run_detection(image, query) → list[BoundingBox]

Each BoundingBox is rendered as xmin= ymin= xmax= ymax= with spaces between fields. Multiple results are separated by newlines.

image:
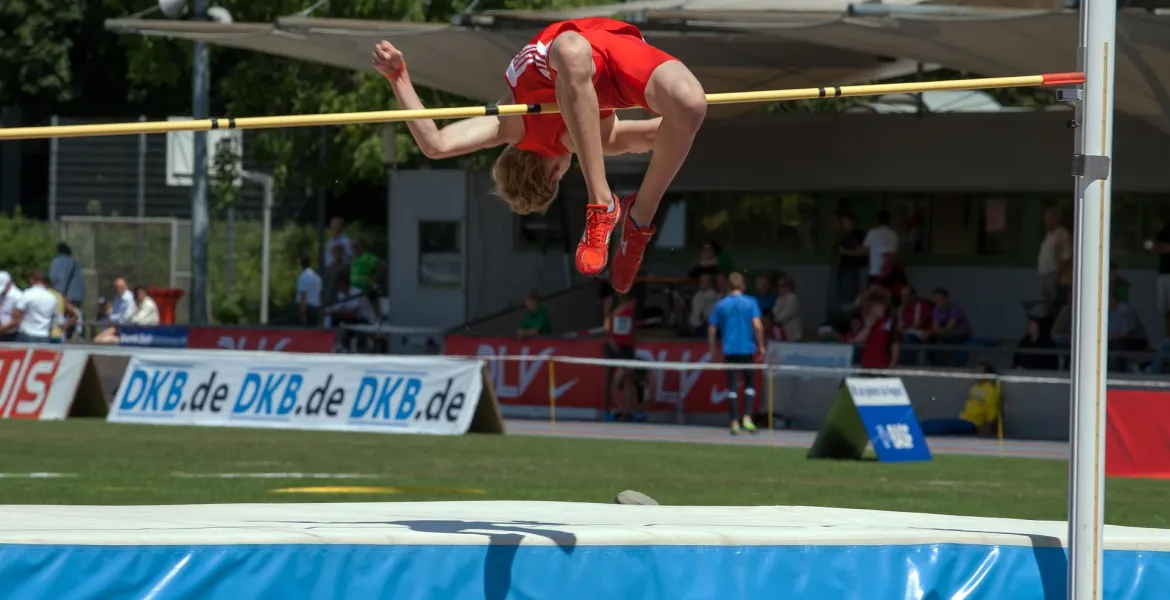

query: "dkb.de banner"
xmin=108 ymin=353 xmax=490 ymax=436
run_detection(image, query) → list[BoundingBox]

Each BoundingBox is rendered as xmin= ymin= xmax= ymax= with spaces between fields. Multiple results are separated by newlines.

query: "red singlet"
xmin=860 ymin=316 xmax=895 ymax=369
xmin=505 ymin=17 xmax=677 ymax=157
xmin=610 ymin=300 xmax=637 ymax=347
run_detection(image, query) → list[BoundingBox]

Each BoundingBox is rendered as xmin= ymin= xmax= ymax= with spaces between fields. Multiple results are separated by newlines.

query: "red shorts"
xmin=510 ymin=19 xmax=677 ymax=156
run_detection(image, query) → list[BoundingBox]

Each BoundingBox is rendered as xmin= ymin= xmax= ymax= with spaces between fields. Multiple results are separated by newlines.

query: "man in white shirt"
xmin=0 ymin=271 xmax=22 ymax=342
xmin=110 ymin=278 xmax=137 ymax=324
xmin=296 ymin=256 xmax=323 ymax=327
xmin=862 ymin=210 xmax=899 ymax=284
xmin=8 ymin=271 xmax=61 ymax=344
xmin=1037 ymin=208 xmax=1072 ymax=314
xmin=323 ymin=217 xmax=354 ymax=268
xmin=130 ymin=287 xmax=161 ymax=326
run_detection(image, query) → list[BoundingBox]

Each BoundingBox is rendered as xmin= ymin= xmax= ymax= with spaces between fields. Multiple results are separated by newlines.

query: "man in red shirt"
xmin=858 ymin=296 xmax=900 ymax=370
xmin=372 ymin=18 xmax=707 ymax=293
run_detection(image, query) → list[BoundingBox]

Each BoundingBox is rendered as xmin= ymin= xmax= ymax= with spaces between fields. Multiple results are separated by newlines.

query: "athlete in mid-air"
xmin=371 ymin=17 xmax=706 ymax=293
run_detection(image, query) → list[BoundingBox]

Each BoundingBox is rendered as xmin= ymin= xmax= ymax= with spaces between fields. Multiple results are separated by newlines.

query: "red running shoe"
xmin=575 ymin=197 xmax=622 ymax=276
xmin=611 ymin=194 xmax=656 ymax=294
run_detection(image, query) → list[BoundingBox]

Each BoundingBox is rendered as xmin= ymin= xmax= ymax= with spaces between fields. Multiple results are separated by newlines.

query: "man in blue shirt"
xmin=708 ymin=272 xmax=766 ymax=435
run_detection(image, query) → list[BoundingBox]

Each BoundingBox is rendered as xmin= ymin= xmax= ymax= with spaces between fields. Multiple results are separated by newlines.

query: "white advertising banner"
xmin=108 ymin=353 xmax=486 ymax=435
xmin=0 ymin=347 xmax=89 ymax=420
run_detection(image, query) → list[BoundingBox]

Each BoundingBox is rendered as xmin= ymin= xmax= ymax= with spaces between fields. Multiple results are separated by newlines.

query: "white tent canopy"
xmin=105 ymin=8 xmax=1170 ymax=127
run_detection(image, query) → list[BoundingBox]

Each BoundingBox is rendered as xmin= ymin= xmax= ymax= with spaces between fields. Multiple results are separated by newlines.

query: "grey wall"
xmin=466 ymin=170 xmax=582 ymax=321
xmin=389 ymin=170 xmax=468 ymax=329
xmin=672 ymin=112 xmax=1170 ymax=193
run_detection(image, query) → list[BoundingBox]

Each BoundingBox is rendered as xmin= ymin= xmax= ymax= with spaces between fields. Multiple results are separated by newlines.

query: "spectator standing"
xmin=8 ymin=271 xmax=60 ymax=344
xmin=771 ymin=276 xmax=803 ymax=341
xmin=1014 ymin=317 xmax=1059 ymax=370
xmin=131 ymin=287 xmax=160 ymax=326
xmin=323 ymin=217 xmax=354 ymax=268
xmin=862 ymin=210 xmax=899 ymax=285
xmin=44 ymin=282 xmax=79 ymax=343
xmin=856 ymin=291 xmax=899 ymax=370
xmin=350 ymin=238 xmax=386 ymax=295
xmin=708 ymin=272 xmax=765 ymax=436
xmin=688 ymin=273 xmax=720 ymax=336
xmin=517 ymin=291 xmax=552 ymax=339
xmin=832 ymin=212 xmax=867 ymax=315
xmin=296 ymin=256 xmax=323 ymax=327
xmin=1037 ymin=208 xmax=1072 ymax=315
xmin=689 ymin=241 xmax=734 ymax=278
xmin=110 ymin=278 xmax=136 ymax=324
xmin=0 ymin=272 xmax=22 ymax=342
xmin=49 ymin=243 xmax=84 ymax=314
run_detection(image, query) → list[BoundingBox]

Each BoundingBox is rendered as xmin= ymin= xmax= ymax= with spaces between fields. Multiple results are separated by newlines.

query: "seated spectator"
xmin=96 ymin=278 xmax=137 ymax=344
xmin=517 ymin=291 xmax=552 ymax=339
xmin=1108 ymin=287 xmax=1148 ymax=371
xmin=1051 ymin=297 xmax=1072 ymax=341
xmin=714 ymin=272 xmax=730 ymax=297
xmin=688 ymin=241 xmax=734 ymax=278
xmin=1110 ymin=261 xmax=1131 ymax=303
xmin=899 ymin=286 xmax=933 ymax=365
xmin=871 ymin=250 xmax=909 ymax=301
xmin=771 ymin=276 xmax=803 ymax=341
xmin=925 ymin=288 xmax=971 ymax=365
xmin=761 ymin=311 xmax=786 ymax=342
xmin=753 ymin=273 xmax=778 ymax=314
xmin=0 ymin=271 xmax=21 ymax=343
xmin=920 ymin=362 xmax=1001 ymax=437
xmin=131 ymin=287 xmax=161 ymax=326
xmin=326 ymin=273 xmax=376 ymax=351
xmin=1014 ymin=317 xmax=1059 ymax=370
xmin=689 ymin=273 xmax=720 ymax=336
xmin=899 ymin=286 xmax=932 ymax=333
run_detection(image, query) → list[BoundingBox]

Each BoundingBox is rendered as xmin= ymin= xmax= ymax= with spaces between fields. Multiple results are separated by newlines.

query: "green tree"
xmin=0 ymin=0 xmax=84 ymax=108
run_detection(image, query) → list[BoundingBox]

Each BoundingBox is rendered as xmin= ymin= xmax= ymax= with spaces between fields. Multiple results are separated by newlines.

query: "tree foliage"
xmin=0 ymin=0 xmax=84 ymax=107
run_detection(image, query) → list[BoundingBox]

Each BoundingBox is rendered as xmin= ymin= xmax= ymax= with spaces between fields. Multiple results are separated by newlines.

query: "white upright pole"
xmin=260 ymin=178 xmax=273 ymax=325
xmin=1067 ymin=0 xmax=1116 ymax=595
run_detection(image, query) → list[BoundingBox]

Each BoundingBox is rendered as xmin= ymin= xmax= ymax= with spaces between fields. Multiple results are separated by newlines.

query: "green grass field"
xmin=1 ymin=419 xmax=1168 ymax=529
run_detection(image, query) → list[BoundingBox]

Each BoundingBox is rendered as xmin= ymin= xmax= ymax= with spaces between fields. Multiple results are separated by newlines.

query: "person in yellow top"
xmin=44 ymin=282 xmax=79 ymax=343
xmin=919 ymin=362 xmax=1001 ymax=437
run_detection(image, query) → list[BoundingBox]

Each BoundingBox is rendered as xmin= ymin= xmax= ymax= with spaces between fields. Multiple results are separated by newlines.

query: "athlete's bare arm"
xmin=561 ymin=114 xmax=661 ymax=156
xmin=604 ymin=115 xmax=660 ymax=155
xmin=373 ymin=41 xmax=522 ymax=159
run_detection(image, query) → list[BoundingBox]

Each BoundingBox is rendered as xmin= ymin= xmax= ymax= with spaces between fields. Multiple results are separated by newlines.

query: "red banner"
xmin=444 ymin=335 xmax=604 ymax=409
xmin=0 ymin=348 xmax=63 ymax=419
xmin=443 ymin=335 xmax=740 ymax=413
xmin=1106 ymin=390 xmax=1170 ymax=479
xmin=187 ymin=327 xmax=337 ymax=353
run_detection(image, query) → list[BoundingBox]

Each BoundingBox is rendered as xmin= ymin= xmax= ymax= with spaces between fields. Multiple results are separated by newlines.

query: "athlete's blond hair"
xmin=491 ymin=145 xmax=559 ymax=215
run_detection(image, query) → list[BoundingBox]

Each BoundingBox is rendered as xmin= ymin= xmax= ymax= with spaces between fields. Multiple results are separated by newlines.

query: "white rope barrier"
xmin=448 ymin=353 xmax=1170 ymax=388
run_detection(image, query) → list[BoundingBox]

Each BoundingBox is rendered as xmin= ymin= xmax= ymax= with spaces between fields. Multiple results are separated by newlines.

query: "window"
xmin=883 ymin=195 xmax=930 ymax=255
xmin=1112 ymin=193 xmax=1170 ymax=258
xmin=684 ymin=192 xmax=818 ymax=253
xmin=418 ymin=221 xmax=461 ymax=288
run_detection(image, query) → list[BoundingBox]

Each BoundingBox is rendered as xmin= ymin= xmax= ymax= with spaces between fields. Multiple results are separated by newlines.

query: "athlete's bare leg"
xmin=633 ymin=61 xmax=707 ymax=225
xmin=549 ymin=32 xmax=614 ymax=209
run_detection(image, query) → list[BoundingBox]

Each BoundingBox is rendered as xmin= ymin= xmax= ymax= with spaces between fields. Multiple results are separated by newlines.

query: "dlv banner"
xmin=808 ymin=378 xmax=932 ymax=463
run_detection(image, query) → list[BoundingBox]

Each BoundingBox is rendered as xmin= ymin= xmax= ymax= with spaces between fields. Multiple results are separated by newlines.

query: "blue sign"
xmin=119 ymin=326 xmax=190 ymax=348
xmin=807 ymin=377 xmax=931 ymax=462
